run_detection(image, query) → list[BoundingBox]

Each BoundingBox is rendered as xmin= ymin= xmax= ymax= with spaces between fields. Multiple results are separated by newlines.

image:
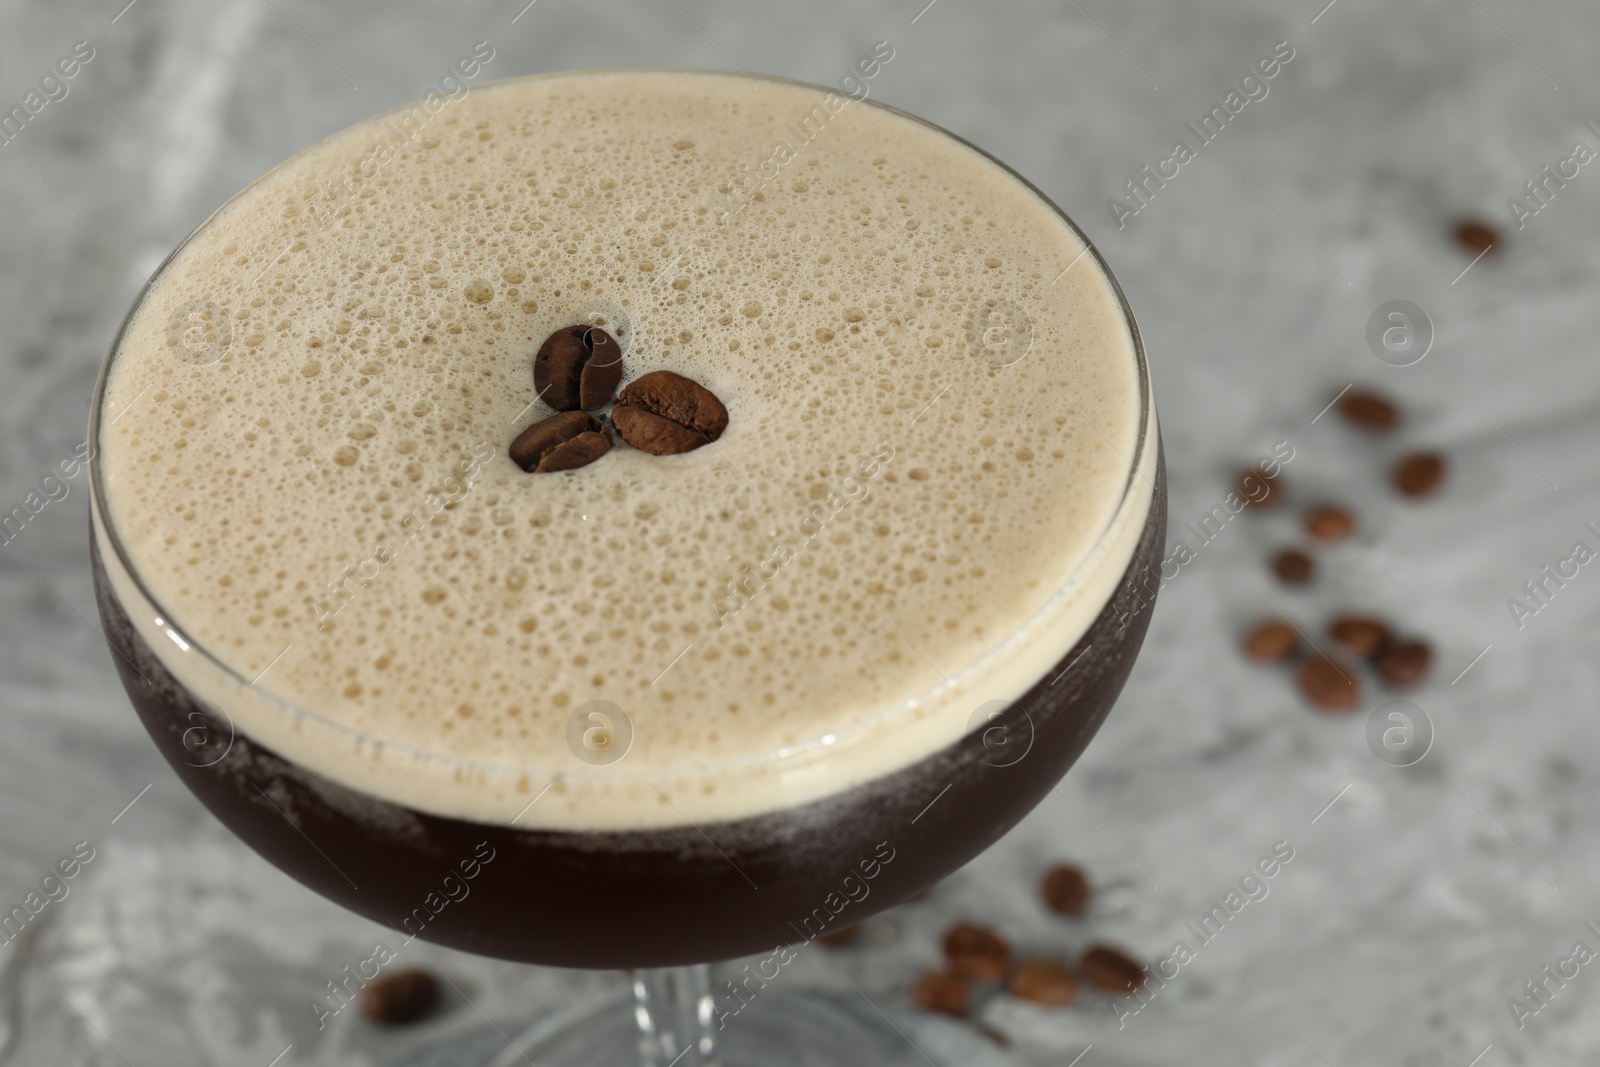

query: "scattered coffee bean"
xmin=510 ymin=411 xmax=611 ymax=473
xmin=1453 ymin=217 xmax=1500 ymax=258
xmin=612 ymin=370 xmax=729 ymax=455
xmin=1237 ymin=464 xmax=1284 ymax=510
xmin=1271 ymin=548 xmax=1315 ymax=586
xmin=1328 ymin=614 xmax=1390 ymax=658
xmin=1336 ymin=388 xmax=1400 ymax=431
xmin=1393 ymin=452 xmax=1446 ymax=497
xmin=1304 ymin=504 xmax=1357 ymax=543
xmin=1008 ymin=961 xmax=1079 ymax=1007
xmin=1242 ymin=618 xmax=1299 ymax=663
xmin=1376 ymin=639 xmax=1432 ymax=688
xmin=359 ymin=968 xmax=440 ymax=1025
xmin=911 ymin=970 xmax=970 ymax=1016
xmin=1080 ymin=945 xmax=1145 ymax=995
xmin=534 ymin=326 xmax=624 ymax=412
xmin=1297 ymin=655 xmax=1360 ymax=711
xmin=816 ymin=924 xmax=861 ymax=947
xmin=1041 ymin=864 xmax=1091 ymax=917
xmin=940 ymin=922 xmax=1011 ymax=982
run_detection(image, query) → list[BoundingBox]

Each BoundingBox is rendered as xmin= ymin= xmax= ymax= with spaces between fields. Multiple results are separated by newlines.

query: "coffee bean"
xmin=509 ymin=411 xmax=611 ymax=473
xmin=1393 ymin=452 xmax=1446 ymax=497
xmin=1304 ymin=504 xmax=1357 ymax=543
xmin=1297 ymin=655 xmax=1360 ymax=711
xmin=1271 ymin=548 xmax=1315 ymax=586
xmin=1041 ymin=864 xmax=1091 ymax=917
xmin=816 ymin=923 xmax=861 ymax=947
xmin=1377 ymin=639 xmax=1432 ymax=688
xmin=359 ymin=968 xmax=439 ymax=1025
xmin=911 ymin=970 xmax=970 ymax=1016
xmin=1453 ymin=218 xmax=1500 ymax=258
xmin=1008 ymin=961 xmax=1079 ymax=1007
xmin=1329 ymin=614 xmax=1390 ymax=658
xmin=1336 ymin=388 xmax=1400 ymax=431
xmin=1242 ymin=618 xmax=1299 ymax=663
xmin=1237 ymin=464 xmax=1284 ymax=510
xmin=612 ymin=370 xmax=729 ymax=455
xmin=1080 ymin=945 xmax=1145 ymax=995
xmin=940 ymin=922 xmax=1011 ymax=982
xmin=534 ymin=326 xmax=624 ymax=411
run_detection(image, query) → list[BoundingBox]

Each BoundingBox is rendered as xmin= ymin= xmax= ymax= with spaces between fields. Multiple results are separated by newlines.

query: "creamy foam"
xmin=94 ymin=70 xmax=1156 ymax=830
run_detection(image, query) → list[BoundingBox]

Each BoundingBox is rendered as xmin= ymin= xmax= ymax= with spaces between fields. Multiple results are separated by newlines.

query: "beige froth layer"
xmin=95 ymin=70 xmax=1153 ymax=830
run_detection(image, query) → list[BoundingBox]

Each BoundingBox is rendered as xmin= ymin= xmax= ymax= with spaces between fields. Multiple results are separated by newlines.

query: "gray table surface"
xmin=3 ymin=0 xmax=1598 ymax=1064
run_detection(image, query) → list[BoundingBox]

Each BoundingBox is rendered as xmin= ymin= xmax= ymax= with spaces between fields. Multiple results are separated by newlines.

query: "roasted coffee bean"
xmin=1242 ymin=618 xmax=1299 ymax=663
xmin=940 ymin=922 xmax=1011 ymax=982
xmin=1453 ymin=218 xmax=1500 ymax=258
xmin=534 ymin=326 xmax=624 ymax=411
xmin=816 ymin=924 xmax=861 ymax=947
xmin=1377 ymin=639 xmax=1432 ymax=688
xmin=509 ymin=411 xmax=611 ymax=473
xmin=1041 ymin=864 xmax=1091 ymax=917
xmin=1237 ymin=464 xmax=1284 ymax=510
xmin=612 ymin=370 xmax=729 ymax=455
xmin=1080 ymin=945 xmax=1145 ymax=995
xmin=359 ymin=968 xmax=440 ymax=1025
xmin=1393 ymin=452 xmax=1446 ymax=497
xmin=1008 ymin=961 xmax=1079 ymax=1007
xmin=1329 ymin=614 xmax=1390 ymax=658
xmin=1271 ymin=548 xmax=1315 ymax=586
xmin=911 ymin=970 xmax=970 ymax=1016
xmin=1337 ymin=388 xmax=1400 ymax=431
xmin=1297 ymin=655 xmax=1360 ymax=711
xmin=1304 ymin=504 xmax=1357 ymax=543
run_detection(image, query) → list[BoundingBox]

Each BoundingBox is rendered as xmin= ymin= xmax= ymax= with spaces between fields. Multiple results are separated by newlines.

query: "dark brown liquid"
xmin=92 ymin=453 xmax=1164 ymax=969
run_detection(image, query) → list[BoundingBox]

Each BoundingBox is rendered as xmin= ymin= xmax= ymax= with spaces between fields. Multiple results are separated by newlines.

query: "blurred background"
xmin=3 ymin=0 xmax=1598 ymax=1063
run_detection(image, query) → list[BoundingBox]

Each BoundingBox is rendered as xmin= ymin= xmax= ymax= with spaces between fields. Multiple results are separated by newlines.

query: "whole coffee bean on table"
xmin=1271 ymin=548 xmax=1315 ymax=585
xmin=1328 ymin=614 xmax=1390 ymax=658
xmin=612 ymin=370 xmax=729 ymax=455
xmin=940 ymin=922 xmax=1011 ymax=982
xmin=1080 ymin=945 xmax=1145 ymax=995
xmin=1393 ymin=451 xmax=1447 ymax=497
xmin=1008 ymin=961 xmax=1079 ymax=1007
xmin=1304 ymin=504 xmax=1357 ymax=543
xmin=1336 ymin=388 xmax=1400 ymax=431
xmin=360 ymin=968 xmax=440 ymax=1025
xmin=534 ymin=325 xmax=624 ymax=411
xmin=1297 ymin=655 xmax=1361 ymax=711
xmin=1040 ymin=863 xmax=1092 ymax=916
xmin=510 ymin=411 xmax=611 ymax=473
xmin=1242 ymin=618 xmax=1299 ymax=663
xmin=1377 ymin=639 xmax=1433 ymax=688
xmin=912 ymin=970 xmax=970 ymax=1016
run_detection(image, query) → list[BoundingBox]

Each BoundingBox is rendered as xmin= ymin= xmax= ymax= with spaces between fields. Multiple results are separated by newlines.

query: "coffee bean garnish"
xmin=359 ymin=968 xmax=440 ymax=1025
xmin=510 ymin=411 xmax=611 ymax=473
xmin=1329 ymin=614 xmax=1390 ymax=658
xmin=1041 ymin=863 xmax=1092 ymax=917
xmin=1377 ymin=638 xmax=1432 ymax=688
xmin=535 ymin=326 xmax=624 ymax=412
xmin=1271 ymin=548 xmax=1315 ymax=586
xmin=1080 ymin=945 xmax=1145 ymax=995
xmin=912 ymin=970 xmax=970 ymax=1016
xmin=1393 ymin=451 xmax=1446 ymax=497
xmin=1336 ymin=388 xmax=1400 ymax=431
xmin=1243 ymin=618 xmax=1299 ymax=663
xmin=940 ymin=922 xmax=1011 ymax=982
xmin=1453 ymin=217 xmax=1500 ymax=258
xmin=612 ymin=370 xmax=729 ymax=456
xmin=1304 ymin=504 xmax=1357 ymax=543
xmin=1008 ymin=961 xmax=1079 ymax=1007
xmin=1297 ymin=655 xmax=1360 ymax=711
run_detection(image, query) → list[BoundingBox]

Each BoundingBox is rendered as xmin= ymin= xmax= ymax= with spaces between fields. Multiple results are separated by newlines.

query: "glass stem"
xmin=632 ymin=965 xmax=719 ymax=1067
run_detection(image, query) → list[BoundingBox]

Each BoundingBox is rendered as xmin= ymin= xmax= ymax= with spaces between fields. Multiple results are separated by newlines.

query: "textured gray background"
xmin=3 ymin=0 xmax=1599 ymax=1064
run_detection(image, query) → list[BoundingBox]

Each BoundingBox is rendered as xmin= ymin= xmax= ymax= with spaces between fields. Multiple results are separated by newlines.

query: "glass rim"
xmin=89 ymin=66 xmax=1154 ymax=785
